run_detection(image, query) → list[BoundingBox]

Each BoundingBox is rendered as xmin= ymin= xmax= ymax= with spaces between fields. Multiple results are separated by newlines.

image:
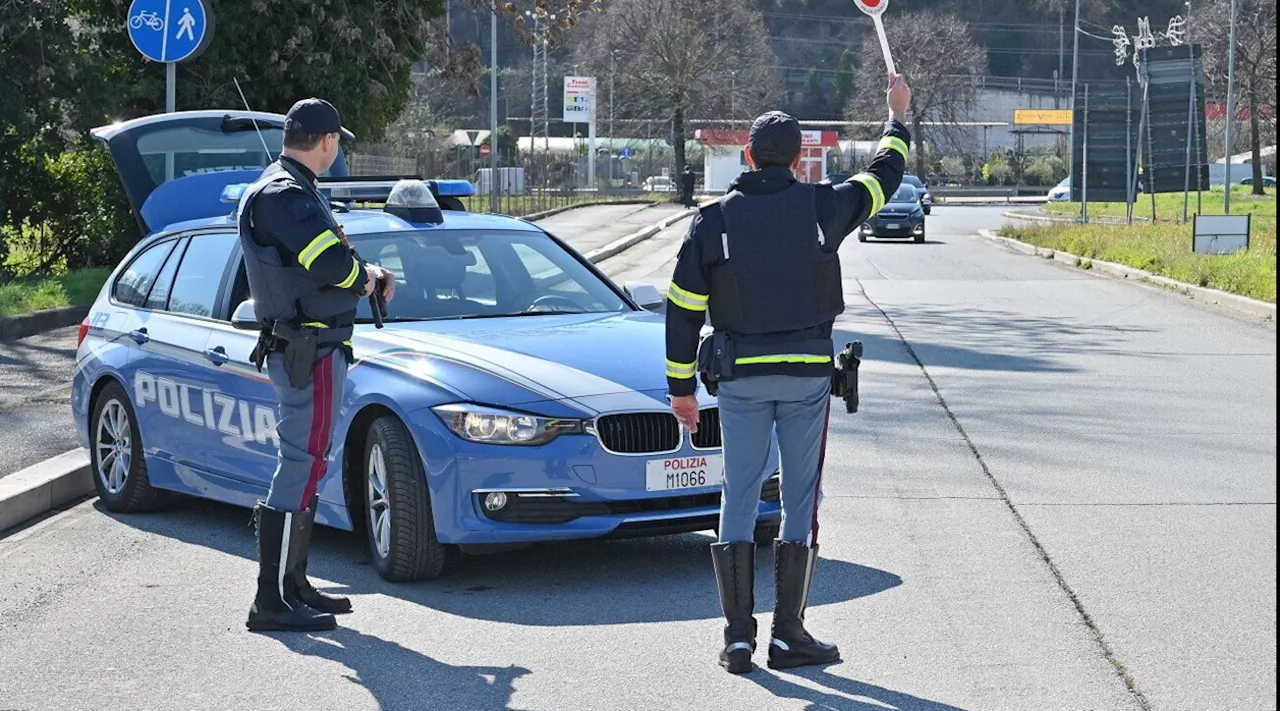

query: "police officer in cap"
xmin=237 ymin=97 xmax=396 ymax=632
xmin=664 ymin=74 xmax=912 ymax=673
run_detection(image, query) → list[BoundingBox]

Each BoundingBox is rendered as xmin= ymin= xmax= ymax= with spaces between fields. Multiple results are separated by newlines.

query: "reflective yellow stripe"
xmin=665 ymin=359 xmax=697 ymax=379
xmin=734 ymin=354 xmax=833 ymax=365
xmin=301 ymin=321 xmax=328 ymax=328
xmin=343 ymin=340 xmax=353 ymax=348
xmin=852 ymin=174 xmax=886 ymax=216
xmin=879 ymin=136 xmax=910 ymax=161
xmin=667 ymin=282 xmax=709 ymax=312
xmin=335 ymin=260 xmax=361 ymax=289
xmin=298 ymin=229 xmax=339 ymax=270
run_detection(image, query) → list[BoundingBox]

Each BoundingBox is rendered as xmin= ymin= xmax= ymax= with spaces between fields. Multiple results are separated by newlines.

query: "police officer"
xmin=665 ymin=75 xmax=912 ymax=673
xmin=237 ymin=98 xmax=396 ymax=633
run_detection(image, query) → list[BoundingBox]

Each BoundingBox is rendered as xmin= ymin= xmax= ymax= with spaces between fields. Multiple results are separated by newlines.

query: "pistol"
xmin=350 ymin=248 xmax=388 ymax=329
xmin=834 ymin=341 xmax=863 ymax=413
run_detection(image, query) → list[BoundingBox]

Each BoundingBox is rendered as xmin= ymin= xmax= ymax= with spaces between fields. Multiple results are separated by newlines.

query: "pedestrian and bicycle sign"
xmin=127 ymin=0 xmax=214 ymax=63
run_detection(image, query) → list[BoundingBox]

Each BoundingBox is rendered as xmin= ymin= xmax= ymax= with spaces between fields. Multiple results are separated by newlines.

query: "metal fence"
xmin=347 ymin=146 xmax=682 ymax=217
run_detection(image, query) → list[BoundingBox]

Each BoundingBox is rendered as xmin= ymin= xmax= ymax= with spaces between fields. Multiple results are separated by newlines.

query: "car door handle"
xmin=129 ymin=328 xmax=149 ymax=344
xmin=204 ymin=346 xmax=229 ymax=366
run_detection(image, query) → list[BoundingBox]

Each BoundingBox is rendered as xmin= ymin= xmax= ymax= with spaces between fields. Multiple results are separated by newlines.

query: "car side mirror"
xmin=231 ymin=299 xmax=260 ymax=331
xmin=624 ymin=281 xmax=664 ymax=312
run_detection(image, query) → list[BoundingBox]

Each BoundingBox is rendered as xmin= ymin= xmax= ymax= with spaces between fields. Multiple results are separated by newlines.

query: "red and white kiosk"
xmin=695 ymin=128 xmax=840 ymax=193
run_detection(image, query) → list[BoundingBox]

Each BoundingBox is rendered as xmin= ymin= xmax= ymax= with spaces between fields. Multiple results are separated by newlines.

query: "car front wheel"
xmin=364 ymin=414 xmax=448 ymax=582
xmin=90 ymin=380 xmax=167 ymax=512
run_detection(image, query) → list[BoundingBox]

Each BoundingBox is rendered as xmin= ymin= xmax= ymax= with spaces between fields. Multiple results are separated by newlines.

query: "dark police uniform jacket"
xmin=664 ymin=121 xmax=911 ymax=397
xmin=237 ymin=156 xmax=368 ymax=349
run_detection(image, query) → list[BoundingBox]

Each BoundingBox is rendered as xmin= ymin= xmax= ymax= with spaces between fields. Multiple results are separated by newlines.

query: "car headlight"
xmin=922 ymin=192 xmax=931 ymax=201
xmin=432 ymin=404 xmax=583 ymax=446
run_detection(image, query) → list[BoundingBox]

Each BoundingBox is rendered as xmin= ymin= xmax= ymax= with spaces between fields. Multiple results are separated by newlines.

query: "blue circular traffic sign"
xmin=127 ymin=0 xmax=211 ymax=63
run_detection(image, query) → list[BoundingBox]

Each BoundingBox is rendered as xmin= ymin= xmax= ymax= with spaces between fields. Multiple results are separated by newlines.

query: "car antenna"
xmin=232 ymin=77 xmax=275 ymax=161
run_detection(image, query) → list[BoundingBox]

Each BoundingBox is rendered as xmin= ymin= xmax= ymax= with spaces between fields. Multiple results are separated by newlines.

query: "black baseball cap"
xmin=284 ymin=98 xmax=342 ymax=135
xmin=748 ymin=111 xmax=802 ymax=164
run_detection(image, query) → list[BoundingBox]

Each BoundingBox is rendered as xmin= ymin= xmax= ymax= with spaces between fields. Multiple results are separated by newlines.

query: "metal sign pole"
xmin=1183 ymin=52 xmax=1195 ymax=223
xmin=489 ymin=2 xmax=499 ymax=214
xmin=1126 ymin=76 xmax=1135 ymax=224
xmin=1081 ymin=83 xmax=1089 ymax=224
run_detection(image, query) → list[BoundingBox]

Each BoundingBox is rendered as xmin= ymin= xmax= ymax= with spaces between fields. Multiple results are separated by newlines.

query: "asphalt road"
xmin=0 ymin=203 xmax=687 ymax=479
xmin=1 ymin=205 xmax=1275 ymax=710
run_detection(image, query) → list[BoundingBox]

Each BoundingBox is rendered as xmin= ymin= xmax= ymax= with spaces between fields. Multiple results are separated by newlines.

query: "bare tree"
xmin=1201 ymin=0 xmax=1277 ymax=194
xmin=846 ymin=11 xmax=986 ymax=178
xmin=572 ymin=0 xmax=780 ymax=176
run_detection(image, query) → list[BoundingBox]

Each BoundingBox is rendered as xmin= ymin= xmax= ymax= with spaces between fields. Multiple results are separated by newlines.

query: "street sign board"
xmin=127 ymin=0 xmax=212 ymax=63
xmin=1193 ymin=215 xmax=1250 ymax=254
xmin=1072 ymin=83 xmax=1140 ymax=203
xmin=1139 ymin=45 xmax=1209 ymax=194
xmin=1015 ymin=109 xmax=1072 ymax=125
xmin=479 ymin=144 xmax=491 ymax=157
xmin=563 ymin=76 xmax=596 ymax=123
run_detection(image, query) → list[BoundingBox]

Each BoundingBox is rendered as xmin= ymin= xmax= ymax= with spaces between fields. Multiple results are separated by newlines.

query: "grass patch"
xmin=999 ymin=216 xmax=1276 ymax=302
xmin=1044 ymin=185 xmax=1276 ymax=224
xmin=0 ymin=268 xmax=112 ymax=318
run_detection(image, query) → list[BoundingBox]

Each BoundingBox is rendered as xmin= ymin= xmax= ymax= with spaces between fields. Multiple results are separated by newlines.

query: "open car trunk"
xmin=90 ymin=110 xmax=355 ymax=236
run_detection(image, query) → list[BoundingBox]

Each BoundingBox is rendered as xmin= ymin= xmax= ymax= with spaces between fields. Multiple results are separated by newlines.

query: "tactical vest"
xmin=707 ymin=181 xmax=844 ymax=339
xmin=236 ymin=161 xmax=357 ymax=344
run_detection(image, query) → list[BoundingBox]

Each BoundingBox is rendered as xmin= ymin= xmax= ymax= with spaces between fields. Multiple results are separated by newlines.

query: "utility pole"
xmin=610 ymin=51 xmax=616 ymax=188
xmin=1223 ymin=0 xmax=1240 ymax=212
xmin=489 ymin=2 xmax=499 ymax=213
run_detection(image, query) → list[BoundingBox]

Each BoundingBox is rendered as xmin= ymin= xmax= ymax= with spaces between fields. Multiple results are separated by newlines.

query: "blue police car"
xmin=73 ymin=110 xmax=782 ymax=581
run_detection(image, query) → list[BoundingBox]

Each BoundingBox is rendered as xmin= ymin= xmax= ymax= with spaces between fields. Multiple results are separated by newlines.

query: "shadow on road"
xmin=832 ymin=302 xmax=1157 ymax=374
xmin=267 ymin=626 xmax=531 ymax=711
xmin=97 ymin=497 xmax=902 ymax=627
xmin=747 ymin=669 xmax=971 ymax=711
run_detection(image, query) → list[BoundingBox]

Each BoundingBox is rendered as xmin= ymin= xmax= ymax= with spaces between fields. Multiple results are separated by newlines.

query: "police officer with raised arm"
xmin=664 ymin=75 xmax=912 ymax=673
xmin=237 ymin=98 xmax=396 ymax=633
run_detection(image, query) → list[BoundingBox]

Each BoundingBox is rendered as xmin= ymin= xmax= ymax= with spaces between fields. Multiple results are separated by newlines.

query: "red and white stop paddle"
xmin=852 ymin=0 xmax=896 ymax=76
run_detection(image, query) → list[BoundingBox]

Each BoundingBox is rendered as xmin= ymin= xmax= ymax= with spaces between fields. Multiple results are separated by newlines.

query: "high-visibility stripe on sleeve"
xmin=734 ymin=354 xmax=833 ymax=366
xmin=879 ymin=136 xmax=910 ymax=162
xmin=665 ymin=359 xmax=697 ymax=379
xmin=667 ymin=283 xmax=709 ymax=312
xmin=298 ymin=229 xmax=340 ymax=270
xmin=852 ymin=174 xmax=886 ymax=216
xmin=335 ymin=260 xmax=361 ymax=289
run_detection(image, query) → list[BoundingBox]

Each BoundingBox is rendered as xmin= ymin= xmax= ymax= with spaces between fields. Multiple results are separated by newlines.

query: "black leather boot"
xmin=768 ymin=540 xmax=840 ymax=670
xmin=246 ymin=503 xmax=337 ymax=632
xmin=710 ymin=541 xmax=757 ymax=674
xmin=286 ymin=495 xmax=353 ymax=615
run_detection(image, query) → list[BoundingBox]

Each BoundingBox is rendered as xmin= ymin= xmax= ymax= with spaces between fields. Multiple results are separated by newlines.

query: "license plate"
xmin=645 ymin=455 xmax=723 ymax=492
xmin=886 ymin=223 xmax=901 ymax=230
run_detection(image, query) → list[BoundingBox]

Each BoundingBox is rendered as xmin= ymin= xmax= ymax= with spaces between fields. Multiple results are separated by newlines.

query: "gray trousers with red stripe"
xmin=264 ymin=347 xmax=347 ymax=512
xmin=715 ymin=375 xmax=831 ymax=545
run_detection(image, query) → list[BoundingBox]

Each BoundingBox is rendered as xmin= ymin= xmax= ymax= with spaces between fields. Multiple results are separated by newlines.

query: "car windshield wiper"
xmin=354 ymin=316 xmax=428 ymax=324
xmin=439 ymin=311 xmax=592 ymax=321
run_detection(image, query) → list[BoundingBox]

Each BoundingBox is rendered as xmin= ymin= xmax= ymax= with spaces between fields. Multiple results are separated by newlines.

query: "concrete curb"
xmin=0 ymin=449 xmax=93 ymax=534
xmin=583 ymin=208 xmax=698 ymax=264
xmin=0 ymin=304 xmax=90 ymax=342
xmin=978 ymin=229 xmax=1277 ymax=320
xmin=1000 ymin=209 xmax=1151 ymax=226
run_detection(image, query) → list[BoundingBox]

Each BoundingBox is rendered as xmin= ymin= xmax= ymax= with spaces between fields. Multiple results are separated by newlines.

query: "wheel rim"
xmin=95 ymin=399 xmax=132 ymax=495
xmin=367 ymin=443 xmax=391 ymax=559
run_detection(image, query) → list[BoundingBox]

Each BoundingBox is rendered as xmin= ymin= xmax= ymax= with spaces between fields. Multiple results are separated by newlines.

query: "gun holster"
xmin=830 ymin=341 xmax=863 ymax=413
xmin=251 ymin=321 xmax=319 ymax=390
xmin=696 ymin=331 xmax=736 ymax=396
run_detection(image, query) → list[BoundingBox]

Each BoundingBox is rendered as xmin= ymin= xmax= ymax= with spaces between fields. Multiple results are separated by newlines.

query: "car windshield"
xmin=902 ymin=175 xmax=924 ymax=187
xmin=890 ymin=184 xmax=918 ymax=203
xmin=350 ymin=228 xmax=631 ymax=322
